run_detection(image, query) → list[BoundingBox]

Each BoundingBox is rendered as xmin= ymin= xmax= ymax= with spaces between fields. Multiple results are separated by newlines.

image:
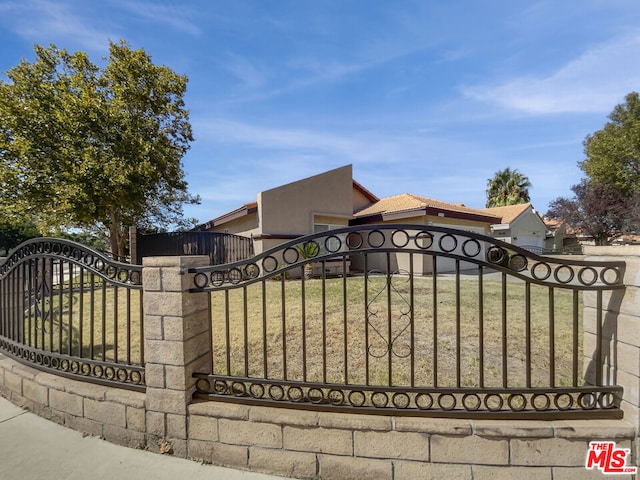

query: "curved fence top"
xmin=0 ymin=238 xmax=142 ymax=288
xmin=189 ymin=224 xmax=625 ymax=291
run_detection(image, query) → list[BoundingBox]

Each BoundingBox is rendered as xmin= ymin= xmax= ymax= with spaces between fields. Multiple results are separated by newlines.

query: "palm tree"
xmin=485 ymin=167 xmax=532 ymax=207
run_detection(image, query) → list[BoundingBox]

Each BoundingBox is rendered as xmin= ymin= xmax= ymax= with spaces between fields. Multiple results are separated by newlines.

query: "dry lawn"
xmin=210 ymin=274 xmax=582 ymax=389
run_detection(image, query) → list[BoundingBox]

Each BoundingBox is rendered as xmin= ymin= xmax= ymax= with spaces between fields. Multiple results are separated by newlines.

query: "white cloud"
xmin=0 ymin=0 xmax=115 ymax=52
xmin=108 ymin=0 xmax=200 ymax=36
xmin=463 ymin=33 xmax=640 ymax=114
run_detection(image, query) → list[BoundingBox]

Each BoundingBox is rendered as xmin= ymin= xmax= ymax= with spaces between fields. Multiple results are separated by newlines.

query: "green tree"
xmin=0 ymin=40 xmax=199 ymax=257
xmin=580 ymin=92 xmax=640 ymax=197
xmin=485 ymin=167 xmax=532 ymax=207
xmin=0 ymin=220 xmax=40 ymax=255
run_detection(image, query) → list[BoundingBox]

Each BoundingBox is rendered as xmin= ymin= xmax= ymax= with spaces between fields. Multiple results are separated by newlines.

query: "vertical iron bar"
xmin=478 ymin=265 xmax=484 ymax=388
xmin=301 ymin=267 xmax=307 ymax=382
xmin=126 ymin=286 xmax=131 ymax=365
xmin=89 ymin=273 xmax=95 ymax=359
xmin=209 ymin=293 xmax=214 ymax=374
xmin=113 ymin=285 xmax=119 ymax=363
xmin=262 ymin=281 xmax=268 ymax=378
xmin=596 ymin=290 xmax=603 ymax=386
xmin=409 ymin=252 xmax=415 ymax=388
xmin=549 ymin=287 xmax=556 ymax=388
xmin=243 ymin=286 xmax=248 ymax=377
xmin=27 ymin=259 xmax=33 ymax=347
xmin=101 ymin=281 xmax=106 ymax=361
xmin=432 ymin=255 xmax=438 ymax=387
xmin=139 ymin=287 xmax=144 ymax=365
xmin=364 ymin=253 xmax=370 ymax=385
xmin=78 ymin=267 xmax=84 ymax=358
xmin=525 ymin=282 xmax=532 ymax=388
xmin=58 ymin=259 xmax=63 ymax=353
xmin=501 ymin=272 xmax=507 ymax=388
xmin=68 ymin=262 xmax=73 ymax=355
xmin=455 ymin=259 xmax=461 ymax=388
xmin=572 ymin=289 xmax=579 ymax=387
xmin=386 ymin=252 xmax=392 ymax=386
xmin=48 ymin=259 xmax=54 ymax=352
xmin=342 ymin=256 xmax=348 ymax=385
xmin=322 ymin=261 xmax=327 ymax=384
xmin=281 ymin=274 xmax=287 ymax=380
xmin=224 ymin=290 xmax=231 ymax=375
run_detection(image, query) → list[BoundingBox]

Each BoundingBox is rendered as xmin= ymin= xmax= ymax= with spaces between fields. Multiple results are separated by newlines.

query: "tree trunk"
xmin=108 ymin=208 xmax=126 ymax=259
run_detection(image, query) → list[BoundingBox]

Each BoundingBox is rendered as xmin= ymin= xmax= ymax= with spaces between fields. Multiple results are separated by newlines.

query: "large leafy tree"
xmin=0 ymin=40 xmax=199 ymax=256
xmin=546 ymin=180 xmax=632 ymax=246
xmin=580 ymin=92 xmax=640 ymax=196
xmin=485 ymin=167 xmax=532 ymax=207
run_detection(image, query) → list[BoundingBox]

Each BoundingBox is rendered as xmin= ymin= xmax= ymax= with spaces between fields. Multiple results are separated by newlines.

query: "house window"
xmin=314 ymin=223 xmax=347 ymax=253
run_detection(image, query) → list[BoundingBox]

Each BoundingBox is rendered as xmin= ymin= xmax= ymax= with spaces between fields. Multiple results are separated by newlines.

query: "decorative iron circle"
xmin=93 ymin=365 xmax=103 ymax=377
xmin=129 ymin=270 xmax=141 ymax=285
xmin=462 ymin=393 xmax=482 ymax=411
xmin=392 ymin=392 xmax=411 ymax=409
xmin=287 ymin=386 xmax=303 ymax=402
xmin=509 ymin=254 xmax=528 ymax=272
xmin=484 ymin=393 xmax=504 ymax=412
xmin=371 ymin=391 xmax=389 ymax=408
xmin=415 ymin=393 xmax=434 ymax=410
xmin=244 ymin=263 xmax=260 ymax=279
xmin=106 ymin=265 xmax=117 ymax=279
xmin=508 ymin=393 xmax=527 ymax=412
xmin=554 ymin=265 xmax=575 ymax=284
xmin=348 ymin=390 xmax=366 ymax=407
xmin=462 ymin=239 xmax=482 ymax=258
xmin=367 ymin=230 xmax=386 ymax=249
xmin=130 ymin=370 xmax=143 ymax=384
xmin=578 ymin=392 xmax=597 ymax=410
xmin=600 ymin=267 xmax=621 ymax=286
xmin=211 ymin=272 xmax=225 ymax=287
xmin=51 ymin=357 xmax=60 ymax=369
xmin=194 ymin=273 xmax=209 ymax=289
xmin=60 ymin=359 xmax=70 ymax=372
xmin=414 ymin=231 xmax=433 ymax=250
xmin=283 ymin=247 xmax=300 ymax=265
xmin=438 ymin=234 xmax=458 ymax=253
xmin=438 ymin=393 xmax=457 ymax=411
xmin=231 ymin=381 xmax=247 ymax=396
xmin=213 ymin=380 xmax=228 ymax=394
xmin=70 ymin=361 xmax=80 ymax=373
xmin=94 ymin=259 xmax=105 ymax=272
xmin=325 ymin=235 xmax=343 ymax=253
xmin=328 ymin=389 xmax=345 ymax=405
xmin=51 ymin=243 xmax=61 ymax=254
xmin=531 ymin=262 xmax=552 ymax=281
xmin=391 ymin=230 xmax=410 ymax=248
xmin=599 ymin=392 xmax=617 ymax=409
xmin=250 ymin=383 xmax=265 ymax=399
xmin=269 ymin=384 xmax=285 ymax=401
xmin=105 ymin=367 xmax=116 ymax=380
xmin=83 ymin=253 xmax=94 ymax=265
xmin=531 ymin=393 xmax=551 ymax=411
xmin=227 ymin=268 xmax=243 ymax=284
xmin=308 ymin=388 xmax=325 ymax=404
xmin=262 ymin=256 xmax=279 ymax=273
xmin=554 ymin=393 xmax=574 ymax=411
xmin=346 ymin=232 xmax=364 ymax=249
xmin=578 ymin=267 xmax=598 ymax=286
xmin=81 ymin=363 xmax=92 ymax=375
xmin=117 ymin=369 xmax=128 ymax=382
xmin=486 ymin=246 xmax=507 ymax=264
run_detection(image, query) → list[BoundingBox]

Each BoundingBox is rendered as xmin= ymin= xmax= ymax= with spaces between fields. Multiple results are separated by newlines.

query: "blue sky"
xmin=1 ymin=1 xmax=640 ymax=224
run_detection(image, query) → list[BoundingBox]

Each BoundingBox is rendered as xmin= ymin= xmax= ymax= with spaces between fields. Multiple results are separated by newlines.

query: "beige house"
xmin=480 ymin=203 xmax=551 ymax=253
xmin=197 ymin=165 xmax=378 ymax=255
xmin=198 ymin=165 xmax=514 ymax=274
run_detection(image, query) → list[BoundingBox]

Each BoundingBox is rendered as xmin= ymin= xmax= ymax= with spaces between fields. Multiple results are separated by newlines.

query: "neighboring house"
xmin=480 ymin=203 xmax=550 ymax=253
xmin=197 ymin=165 xmax=551 ymax=274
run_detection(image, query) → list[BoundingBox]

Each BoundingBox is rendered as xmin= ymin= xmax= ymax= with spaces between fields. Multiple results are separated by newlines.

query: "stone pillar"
xmin=142 ymin=256 xmax=211 ymax=456
xmin=583 ymin=246 xmax=640 ymax=429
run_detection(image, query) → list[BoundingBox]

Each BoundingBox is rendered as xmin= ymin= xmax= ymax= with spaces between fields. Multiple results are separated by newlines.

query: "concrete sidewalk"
xmin=0 ymin=396 xmax=286 ymax=480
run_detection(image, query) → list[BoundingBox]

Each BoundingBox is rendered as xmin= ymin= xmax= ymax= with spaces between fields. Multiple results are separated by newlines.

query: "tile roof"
xmin=480 ymin=203 xmax=533 ymax=224
xmin=354 ymin=193 xmax=500 ymax=221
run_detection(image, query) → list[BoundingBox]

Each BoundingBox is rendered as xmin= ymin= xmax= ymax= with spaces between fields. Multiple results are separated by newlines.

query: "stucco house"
xmin=197 ymin=165 xmax=549 ymax=273
xmin=480 ymin=203 xmax=551 ymax=253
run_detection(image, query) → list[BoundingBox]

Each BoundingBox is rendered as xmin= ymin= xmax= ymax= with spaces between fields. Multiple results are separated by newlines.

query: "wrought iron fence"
xmin=0 ymin=239 xmax=145 ymax=391
xmin=189 ymin=224 xmax=625 ymax=419
xmin=134 ymin=230 xmax=253 ymax=265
